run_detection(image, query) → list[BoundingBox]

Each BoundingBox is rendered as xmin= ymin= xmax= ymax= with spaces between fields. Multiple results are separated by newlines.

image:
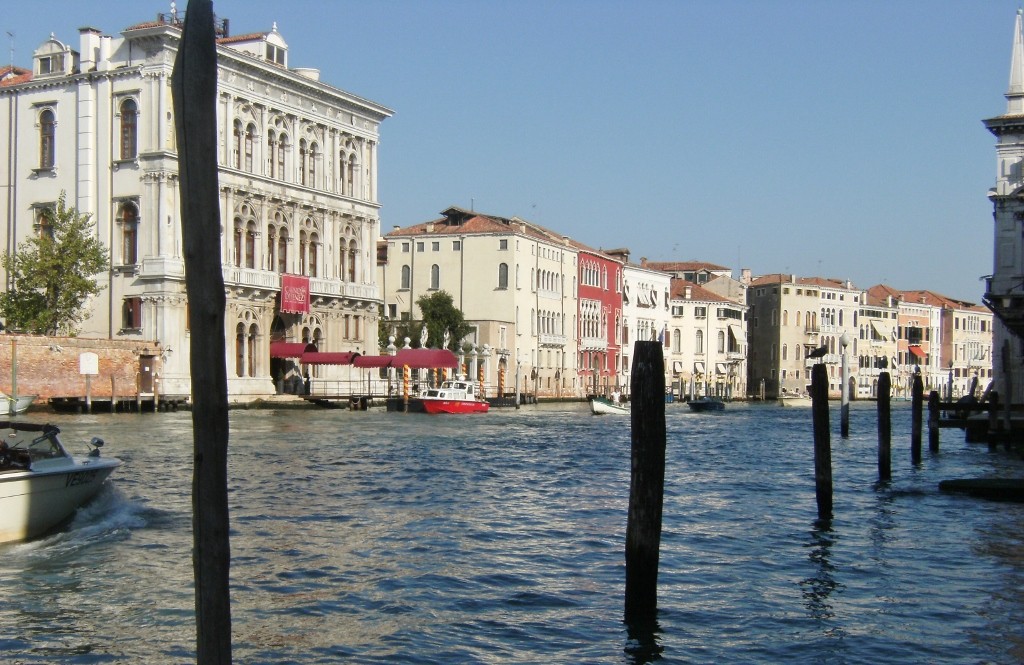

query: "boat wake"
xmin=6 ymin=485 xmax=149 ymax=559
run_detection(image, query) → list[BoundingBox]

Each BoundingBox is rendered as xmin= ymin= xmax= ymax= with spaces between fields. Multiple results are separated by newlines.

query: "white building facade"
xmin=0 ymin=14 xmax=390 ymax=399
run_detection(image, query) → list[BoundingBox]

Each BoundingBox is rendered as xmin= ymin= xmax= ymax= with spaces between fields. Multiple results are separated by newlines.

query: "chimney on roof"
xmin=685 ymin=285 xmax=692 ymax=300
xmin=392 ymin=226 xmax=401 ymax=232
xmin=426 ymin=222 xmax=434 ymax=233
xmin=640 ymin=257 xmax=648 ymax=267
xmin=79 ymin=27 xmax=101 ymax=72
xmin=791 ymin=274 xmax=796 ymax=283
xmin=740 ymin=268 xmax=751 ymax=285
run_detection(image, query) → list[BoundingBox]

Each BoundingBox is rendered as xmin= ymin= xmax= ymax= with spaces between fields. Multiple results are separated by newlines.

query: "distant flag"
xmin=657 ymin=325 xmax=666 ymax=345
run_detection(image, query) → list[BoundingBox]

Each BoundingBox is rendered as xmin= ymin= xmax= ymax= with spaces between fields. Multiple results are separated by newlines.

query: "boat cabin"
xmin=424 ymin=380 xmax=478 ymax=400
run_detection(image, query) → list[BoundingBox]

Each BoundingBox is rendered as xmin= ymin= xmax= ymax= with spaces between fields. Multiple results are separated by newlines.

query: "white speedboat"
xmin=0 ymin=421 xmax=121 ymax=544
xmin=590 ymin=396 xmax=629 ymax=415
xmin=0 ymin=393 xmax=36 ymax=416
xmin=778 ymin=394 xmax=813 ymax=407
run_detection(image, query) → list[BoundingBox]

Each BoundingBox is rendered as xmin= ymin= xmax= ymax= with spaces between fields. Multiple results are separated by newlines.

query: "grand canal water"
xmin=1 ymin=401 xmax=1023 ymax=664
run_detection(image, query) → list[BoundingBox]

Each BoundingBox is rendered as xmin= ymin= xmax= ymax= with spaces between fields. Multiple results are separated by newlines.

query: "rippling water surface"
xmin=2 ymin=401 xmax=1023 ymax=663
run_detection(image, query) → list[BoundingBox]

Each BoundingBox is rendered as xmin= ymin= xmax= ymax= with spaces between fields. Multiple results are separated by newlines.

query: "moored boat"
xmin=688 ymin=396 xmax=726 ymax=412
xmin=0 ymin=421 xmax=120 ymax=544
xmin=420 ymin=379 xmax=490 ymax=414
xmin=590 ymin=396 xmax=629 ymax=415
xmin=778 ymin=393 xmax=813 ymax=407
xmin=0 ymin=393 xmax=36 ymax=416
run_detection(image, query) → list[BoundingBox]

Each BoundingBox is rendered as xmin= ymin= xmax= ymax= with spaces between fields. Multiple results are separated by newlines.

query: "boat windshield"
xmin=5 ymin=428 xmax=67 ymax=463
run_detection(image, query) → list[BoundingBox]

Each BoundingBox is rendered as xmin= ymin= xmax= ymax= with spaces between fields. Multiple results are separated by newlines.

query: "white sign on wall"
xmin=79 ymin=352 xmax=99 ymax=376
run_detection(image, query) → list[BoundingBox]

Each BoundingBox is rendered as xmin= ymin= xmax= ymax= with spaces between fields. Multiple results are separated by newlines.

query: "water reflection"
xmin=623 ymin=616 xmax=663 ymax=664
xmin=800 ymin=524 xmax=843 ymax=624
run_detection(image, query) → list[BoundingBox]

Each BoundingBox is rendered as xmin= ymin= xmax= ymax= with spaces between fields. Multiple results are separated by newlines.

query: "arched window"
xmin=498 ymin=263 xmax=509 ymax=289
xmin=277 ymin=133 xmax=288 ymax=180
xmin=299 ymin=139 xmax=308 ymax=186
xmin=718 ymin=330 xmax=725 ymax=353
xmin=235 ymin=323 xmax=245 ymax=377
xmin=782 ymin=310 xmax=788 ymax=326
xmin=696 ymin=329 xmax=704 ymax=354
xmin=119 ymin=99 xmax=138 ymax=160
xmin=244 ymin=123 xmax=255 ymax=172
xmin=245 ymin=222 xmax=257 ymax=269
xmin=40 ymin=109 xmax=55 ymax=168
xmin=401 ymin=265 xmax=411 ymax=289
xmin=299 ymin=232 xmax=308 ymax=275
xmin=672 ymin=329 xmax=681 ymax=353
xmin=266 ymin=227 xmax=277 ymax=272
xmin=308 ymin=143 xmax=318 ymax=188
xmin=247 ymin=324 xmax=258 ymax=377
xmin=232 ymin=119 xmax=243 ymax=169
xmin=347 ymin=240 xmax=357 ymax=282
xmin=277 ymin=230 xmax=288 ymax=273
xmin=119 ymin=202 xmax=139 ymax=264
xmin=308 ymin=234 xmax=319 ymax=278
xmin=233 ymin=217 xmax=243 ymax=266
xmin=267 ymin=130 xmax=277 ymax=178
xmin=430 ymin=264 xmax=440 ymax=289
xmin=782 ymin=344 xmax=788 ymax=361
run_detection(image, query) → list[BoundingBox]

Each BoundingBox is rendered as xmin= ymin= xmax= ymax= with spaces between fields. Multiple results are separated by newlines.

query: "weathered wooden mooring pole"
xmin=877 ymin=372 xmax=891 ymax=482
xmin=625 ymin=341 xmax=667 ymax=624
xmin=911 ymin=373 xmax=923 ymax=464
xmin=927 ymin=390 xmax=940 ymax=453
xmin=810 ymin=363 xmax=832 ymax=521
xmin=171 ymin=1 xmax=233 ymax=663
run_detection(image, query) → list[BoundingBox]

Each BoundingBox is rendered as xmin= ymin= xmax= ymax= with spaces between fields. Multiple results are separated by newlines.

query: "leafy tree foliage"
xmin=0 ymin=193 xmax=109 ymax=335
xmin=378 ymin=290 xmax=473 ymax=351
xmin=417 ymin=291 xmax=473 ymax=350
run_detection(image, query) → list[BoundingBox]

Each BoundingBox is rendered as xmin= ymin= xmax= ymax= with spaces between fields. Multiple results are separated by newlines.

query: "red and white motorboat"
xmin=420 ymin=379 xmax=490 ymax=414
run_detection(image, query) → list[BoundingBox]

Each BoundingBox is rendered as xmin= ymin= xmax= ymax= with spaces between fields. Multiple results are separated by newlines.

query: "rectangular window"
xmin=416 ymin=242 xmax=424 ymax=252
xmin=453 ymin=241 xmax=461 ymax=251
xmin=121 ymin=296 xmax=143 ymax=331
xmin=402 ymin=242 xmax=410 ymax=253
xmin=499 ymin=239 xmax=508 ymax=250
xmin=432 ymin=242 xmax=440 ymax=251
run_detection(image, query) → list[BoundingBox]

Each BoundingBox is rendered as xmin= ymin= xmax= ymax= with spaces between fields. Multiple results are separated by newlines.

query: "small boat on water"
xmin=0 ymin=392 xmax=36 ymax=416
xmin=420 ymin=379 xmax=490 ymax=414
xmin=0 ymin=421 xmax=120 ymax=544
xmin=778 ymin=393 xmax=813 ymax=407
xmin=590 ymin=396 xmax=629 ymax=415
xmin=688 ymin=396 xmax=726 ymax=412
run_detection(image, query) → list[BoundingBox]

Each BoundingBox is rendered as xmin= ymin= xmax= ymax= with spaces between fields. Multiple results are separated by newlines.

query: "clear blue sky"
xmin=3 ymin=1 xmax=1016 ymax=301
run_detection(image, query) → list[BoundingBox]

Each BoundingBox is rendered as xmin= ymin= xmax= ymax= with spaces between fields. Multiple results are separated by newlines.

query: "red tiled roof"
xmin=386 ymin=206 xmax=573 ymax=247
xmin=866 ymin=284 xmax=981 ymax=311
xmin=0 ymin=65 xmax=32 ymax=87
xmin=748 ymin=273 xmax=853 ymax=290
xmin=217 ymin=32 xmax=269 ymax=45
xmin=646 ymin=260 xmax=730 ymax=272
xmin=669 ymin=279 xmax=732 ymax=303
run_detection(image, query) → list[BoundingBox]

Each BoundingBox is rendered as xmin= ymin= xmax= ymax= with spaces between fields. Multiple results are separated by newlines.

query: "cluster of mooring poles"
xmin=623 ymin=341 xmax=1001 ymax=641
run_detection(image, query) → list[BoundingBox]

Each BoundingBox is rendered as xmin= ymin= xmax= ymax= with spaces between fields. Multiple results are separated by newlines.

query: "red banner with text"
xmin=280 ymin=274 xmax=310 ymax=314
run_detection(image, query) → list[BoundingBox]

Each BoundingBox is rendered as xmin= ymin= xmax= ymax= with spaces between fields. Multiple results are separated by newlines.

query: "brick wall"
xmin=0 ymin=335 xmax=162 ymax=399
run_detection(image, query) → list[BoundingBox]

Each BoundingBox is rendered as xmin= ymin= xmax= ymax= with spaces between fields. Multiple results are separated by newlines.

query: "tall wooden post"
xmin=911 ymin=373 xmax=923 ymax=464
xmin=172 ymin=2 xmax=232 ymax=663
xmin=625 ymin=341 xmax=667 ymax=624
xmin=877 ymin=371 xmax=891 ymax=481
xmin=928 ymin=390 xmax=940 ymax=452
xmin=811 ymin=363 xmax=832 ymax=521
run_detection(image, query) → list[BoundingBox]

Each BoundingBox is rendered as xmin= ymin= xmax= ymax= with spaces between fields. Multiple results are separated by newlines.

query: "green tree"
xmin=417 ymin=290 xmax=473 ymax=350
xmin=0 ymin=193 xmax=109 ymax=335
